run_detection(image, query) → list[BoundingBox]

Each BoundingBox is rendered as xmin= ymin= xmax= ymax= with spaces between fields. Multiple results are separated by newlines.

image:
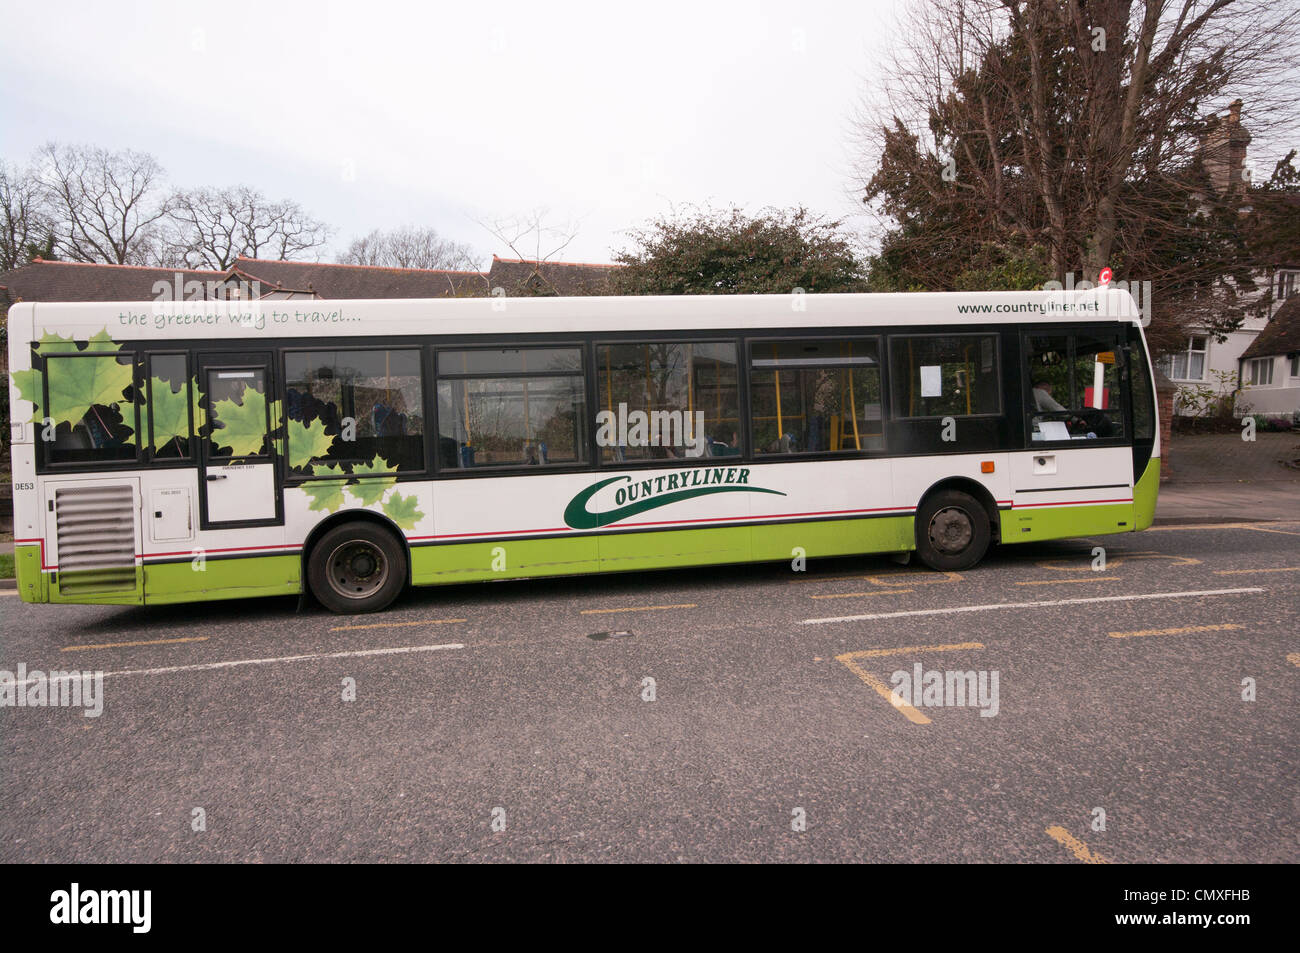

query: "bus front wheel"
xmin=307 ymin=521 xmax=407 ymax=614
xmin=914 ymin=490 xmax=990 ymax=572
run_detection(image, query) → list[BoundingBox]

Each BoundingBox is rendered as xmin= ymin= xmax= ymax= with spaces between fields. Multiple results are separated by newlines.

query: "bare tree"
xmin=0 ymin=159 xmax=53 ymax=272
xmin=477 ymin=208 xmax=580 ymax=265
xmin=339 ymin=225 xmax=479 ymax=271
xmin=35 ymin=143 xmax=173 ymax=264
xmin=164 ymin=185 xmax=332 ymax=269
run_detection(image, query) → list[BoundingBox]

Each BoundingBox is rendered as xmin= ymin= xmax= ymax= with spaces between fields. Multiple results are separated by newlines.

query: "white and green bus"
xmin=6 ymin=288 xmax=1158 ymax=613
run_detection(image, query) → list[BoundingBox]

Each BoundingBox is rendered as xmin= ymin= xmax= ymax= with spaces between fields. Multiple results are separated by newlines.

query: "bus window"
xmin=45 ymin=352 xmax=138 ymax=465
xmin=1128 ymin=342 xmax=1154 ymax=441
xmin=890 ymin=334 xmax=1000 ymax=419
xmin=146 ymin=353 xmax=192 ymax=459
xmin=285 ymin=349 xmax=425 ymax=474
xmin=436 ymin=347 xmax=586 ymax=469
xmin=206 ymin=368 xmax=272 ymax=459
xmin=594 ymin=342 xmax=739 ymax=462
xmin=1025 ymin=332 xmax=1126 ymax=442
xmin=749 ymin=339 xmax=882 ymax=454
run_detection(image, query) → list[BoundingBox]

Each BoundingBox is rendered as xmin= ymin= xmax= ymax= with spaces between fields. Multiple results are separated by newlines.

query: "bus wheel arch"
xmin=303 ymin=512 xmax=411 ymax=614
xmin=912 ymin=478 xmax=998 ymax=572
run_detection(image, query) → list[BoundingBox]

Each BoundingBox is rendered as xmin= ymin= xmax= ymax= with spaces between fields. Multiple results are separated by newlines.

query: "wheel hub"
xmin=327 ymin=540 xmax=389 ymax=600
xmin=929 ymin=507 xmax=973 ymax=555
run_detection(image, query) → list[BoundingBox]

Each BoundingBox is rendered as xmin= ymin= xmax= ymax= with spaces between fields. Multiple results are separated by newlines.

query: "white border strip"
xmin=10 ymin=642 xmax=465 ymax=688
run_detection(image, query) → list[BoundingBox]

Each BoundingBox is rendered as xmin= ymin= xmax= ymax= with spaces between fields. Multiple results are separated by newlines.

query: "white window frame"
xmin=1160 ymin=334 xmax=1209 ymax=381
xmin=1289 ymin=354 xmax=1299 ymax=378
xmin=1278 ymin=270 xmax=1299 ymax=302
xmin=1248 ymin=357 xmax=1274 ymax=386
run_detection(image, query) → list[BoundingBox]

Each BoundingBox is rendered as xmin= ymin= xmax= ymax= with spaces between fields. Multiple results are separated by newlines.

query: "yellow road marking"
xmin=1035 ymin=553 xmax=1199 ymax=571
xmin=1015 ymin=577 xmax=1117 ymax=586
xmin=1108 ymin=623 xmax=1243 ymax=639
xmin=61 ymin=636 xmax=210 ymax=652
xmin=864 ymin=570 xmax=963 ymax=588
xmin=835 ymin=642 xmax=985 ymax=726
xmin=580 ymin=603 xmax=696 ymax=615
xmin=811 ymin=588 xmax=914 ymax=600
xmin=1148 ymin=521 xmax=1300 ymax=537
xmin=1045 ymin=826 xmax=1111 ymax=864
xmin=1214 ymin=567 xmax=1300 ymax=575
xmin=330 ymin=618 xmax=466 ymax=631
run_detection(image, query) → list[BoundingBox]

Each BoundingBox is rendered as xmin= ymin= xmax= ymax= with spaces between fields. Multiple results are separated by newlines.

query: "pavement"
xmin=2 ymin=521 xmax=1297 ymax=863
xmin=1157 ymin=431 xmax=1300 ymax=523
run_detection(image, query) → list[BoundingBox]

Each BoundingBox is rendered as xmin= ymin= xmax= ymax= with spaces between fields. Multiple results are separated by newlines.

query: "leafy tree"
xmin=856 ymin=0 xmax=1300 ymax=349
xmin=612 ymin=206 xmax=866 ymax=295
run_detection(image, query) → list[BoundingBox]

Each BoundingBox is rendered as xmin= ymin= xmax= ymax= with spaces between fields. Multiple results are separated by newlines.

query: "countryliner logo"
xmin=564 ymin=467 xmax=785 ymax=529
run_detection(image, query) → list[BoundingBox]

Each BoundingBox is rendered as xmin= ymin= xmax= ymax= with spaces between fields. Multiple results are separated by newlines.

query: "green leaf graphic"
xmin=210 ymin=383 xmax=268 ymax=457
xmin=147 ymin=376 xmax=191 ymax=451
xmin=35 ymin=331 xmax=80 ymax=355
xmin=348 ymin=455 xmax=397 ymax=506
xmin=288 ymin=417 xmax=336 ymax=470
xmin=45 ymin=354 xmax=134 ymax=428
xmin=302 ymin=464 xmax=347 ymax=514
xmin=381 ymin=491 xmax=424 ymax=530
xmin=11 ymin=368 xmax=43 ymax=422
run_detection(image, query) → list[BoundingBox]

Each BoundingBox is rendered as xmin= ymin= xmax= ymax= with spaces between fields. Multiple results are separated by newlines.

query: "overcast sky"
xmin=0 ymin=0 xmax=902 ymax=268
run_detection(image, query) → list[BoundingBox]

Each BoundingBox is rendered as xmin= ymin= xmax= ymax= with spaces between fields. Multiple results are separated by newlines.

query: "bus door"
xmin=198 ymin=353 xmax=282 ymax=529
xmin=1009 ymin=328 xmax=1136 ymax=540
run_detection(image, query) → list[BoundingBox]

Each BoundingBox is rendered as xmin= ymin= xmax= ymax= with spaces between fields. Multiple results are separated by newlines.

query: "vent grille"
xmin=54 ymin=484 xmax=137 ymax=594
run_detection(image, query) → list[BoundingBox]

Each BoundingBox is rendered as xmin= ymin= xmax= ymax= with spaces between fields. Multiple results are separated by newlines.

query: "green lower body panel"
xmin=750 ymin=516 xmax=914 ymax=561
xmin=411 ymin=534 xmax=599 ymax=584
xmin=15 ymin=545 xmax=48 ymax=604
xmin=142 ymin=555 xmax=301 ymax=604
xmin=1005 ymin=502 xmax=1136 ymax=542
xmin=1134 ymin=457 xmax=1160 ymax=531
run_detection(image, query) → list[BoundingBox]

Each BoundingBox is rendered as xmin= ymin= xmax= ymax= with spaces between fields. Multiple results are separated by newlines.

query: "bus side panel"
xmin=749 ymin=515 xmax=912 ymax=561
xmin=143 ymin=555 xmax=301 ymax=604
xmin=411 ymin=534 xmax=599 ymax=584
xmin=14 ymin=544 xmax=47 ymax=603
xmin=1133 ymin=456 xmax=1160 ymax=531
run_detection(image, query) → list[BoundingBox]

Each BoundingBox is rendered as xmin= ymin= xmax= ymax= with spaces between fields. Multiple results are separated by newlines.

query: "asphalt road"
xmin=2 ymin=521 xmax=1297 ymax=863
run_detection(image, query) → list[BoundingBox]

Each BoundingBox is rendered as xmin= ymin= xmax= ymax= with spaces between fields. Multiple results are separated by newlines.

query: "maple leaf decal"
xmin=302 ymin=464 xmax=348 ymax=513
xmin=146 ymin=376 xmax=192 ymax=452
xmin=348 ymin=455 xmax=397 ymax=506
xmin=210 ymin=383 xmax=268 ymax=457
xmin=381 ymin=491 xmax=424 ymax=530
xmin=46 ymin=353 xmax=135 ymax=430
xmin=287 ymin=417 xmax=337 ymax=470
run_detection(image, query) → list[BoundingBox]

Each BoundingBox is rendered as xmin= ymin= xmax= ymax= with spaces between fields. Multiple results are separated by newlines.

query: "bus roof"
xmin=8 ymin=288 xmax=1145 ymax=346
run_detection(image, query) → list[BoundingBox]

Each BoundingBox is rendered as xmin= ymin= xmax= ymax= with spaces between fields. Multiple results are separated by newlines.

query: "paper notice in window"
xmin=1039 ymin=420 xmax=1071 ymax=441
xmin=920 ymin=365 xmax=942 ymax=397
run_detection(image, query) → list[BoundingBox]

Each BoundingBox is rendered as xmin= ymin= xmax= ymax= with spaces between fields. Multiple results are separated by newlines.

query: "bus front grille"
xmin=55 ymin=484 xmax=137 ymax=594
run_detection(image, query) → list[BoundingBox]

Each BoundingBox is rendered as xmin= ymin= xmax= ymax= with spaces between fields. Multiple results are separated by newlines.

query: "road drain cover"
xmin=588 ymin=630 xmax=634 ymax=641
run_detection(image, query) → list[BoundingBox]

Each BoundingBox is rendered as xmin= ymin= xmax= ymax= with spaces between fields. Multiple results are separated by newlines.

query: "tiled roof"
xmin=0 ymin=259 xmax=221 ymax=303
xmin=231 ymin=256 xmax=488 ymax=298
xmin=1241 ymin=296 xmax=1300 ymax=360
xmin=486 ymin=256 xmax=621 ymax=296
xmin=0 ymin=255 xmax=622 ymax=306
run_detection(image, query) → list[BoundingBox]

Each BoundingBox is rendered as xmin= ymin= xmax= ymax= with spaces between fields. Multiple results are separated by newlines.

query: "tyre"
xmin=307 ymin=521 xmax=407 ymax=614
xmin=914 ymin=490 xmax=990 ymax=572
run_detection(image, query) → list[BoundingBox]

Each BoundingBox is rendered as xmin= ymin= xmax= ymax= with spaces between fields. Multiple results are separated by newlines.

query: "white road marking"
xmin=799 ymin=588 xmax=1265 ymax=626
xmin=9 ymin=642 xmax=465 ymax=688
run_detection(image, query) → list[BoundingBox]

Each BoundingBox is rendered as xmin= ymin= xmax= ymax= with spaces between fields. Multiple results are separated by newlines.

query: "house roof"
xmin=0 ymin=259 xmax=221 ymax=303
xmin=486 ymin=256 xmax=621 ymax=296
xmin=231 ymin=256 xmax=488 ymax=298
xmin=0 ymin=255 xmax=621 ymax=306
xmin=1241 ymin=296 xmax=1300 ymax=359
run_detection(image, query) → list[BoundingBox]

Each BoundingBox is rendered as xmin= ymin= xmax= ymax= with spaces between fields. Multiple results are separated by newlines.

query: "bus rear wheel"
xmin=914 ymin=490 xmax=990 ymax=572
xmin=308 ymin=521 xmax=407 ymax=614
